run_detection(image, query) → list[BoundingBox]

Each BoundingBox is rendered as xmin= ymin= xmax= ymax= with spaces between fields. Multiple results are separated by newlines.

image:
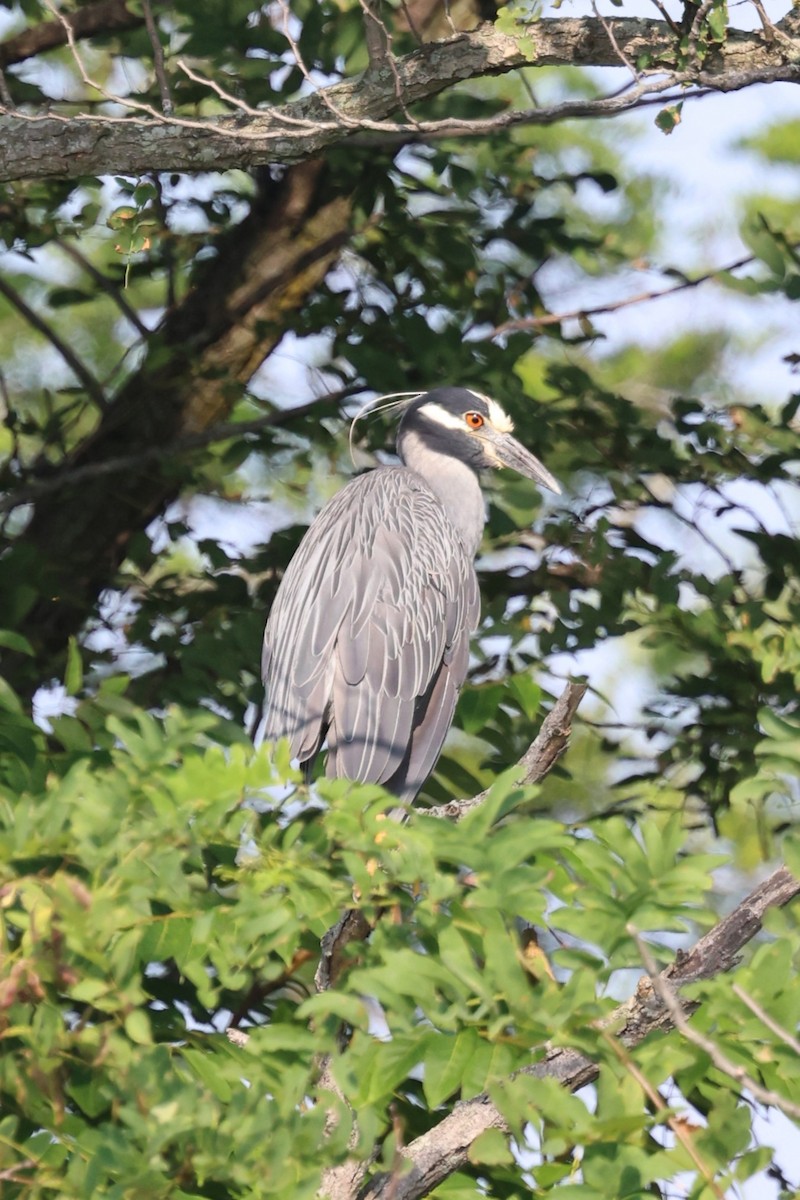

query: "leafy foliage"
xmin=4 ymin=685 xmax=796 ymax=1198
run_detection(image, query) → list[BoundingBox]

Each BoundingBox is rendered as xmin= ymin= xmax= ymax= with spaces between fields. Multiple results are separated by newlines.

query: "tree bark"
xmin=0 ymin=17 xmax=798 ymax=183
xmin=2 ymin=159 xmax=354 ymax=691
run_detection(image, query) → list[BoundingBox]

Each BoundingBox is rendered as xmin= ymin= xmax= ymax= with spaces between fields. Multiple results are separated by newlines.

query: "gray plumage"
xmin=261 ymin=386 xmax=560 ymax=803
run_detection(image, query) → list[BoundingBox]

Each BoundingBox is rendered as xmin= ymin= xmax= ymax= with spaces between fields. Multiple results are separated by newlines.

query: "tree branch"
xmin=488 ymin=249 xmax=768 ymax=339
xmin=0 ymin=0 xmax=141 ymax=70
xmin=427 ymin=680 xmax=587 ymax=821
xmin=0 ymin=387 xmax=356 ymax=515
xmin=631 ymin=925 xmax=800 ymax=1122
xmin=353 ymin=865 xmax=800 ymax=1200
xmin=0 ymin=274 xmax=108 ymax=412
xmin=0 ymin=17 xmax=798 ymax=182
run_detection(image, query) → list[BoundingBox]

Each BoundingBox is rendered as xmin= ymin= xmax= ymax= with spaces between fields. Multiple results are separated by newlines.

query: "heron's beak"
xmin=484 ymin=429 xmax=562 ymax=495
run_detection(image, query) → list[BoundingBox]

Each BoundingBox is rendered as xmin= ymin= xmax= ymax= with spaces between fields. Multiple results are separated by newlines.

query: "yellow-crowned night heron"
xmin=261 ymin=386 xmax=560 ymax=802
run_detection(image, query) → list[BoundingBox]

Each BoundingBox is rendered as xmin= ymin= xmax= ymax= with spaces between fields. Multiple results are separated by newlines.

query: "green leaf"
xmin=64 ymin=636 xmax=83 ymax=696
xmin=181 ymin=1046 xmax=233 ymax=1101
xmin=467 ymin=1128 xmax=514 ymax=1166
xmin=0 ymin=630 xmax=34 ymax=656
xmin=423 ymin=1028 xmax=481 ymax=1108
xmin=655 ymin=103 xmax=683 ymax=135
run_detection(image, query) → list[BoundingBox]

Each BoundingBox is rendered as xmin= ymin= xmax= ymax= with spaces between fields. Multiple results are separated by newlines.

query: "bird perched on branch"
xmin=261 ymin=386 xmax=560 ymax=803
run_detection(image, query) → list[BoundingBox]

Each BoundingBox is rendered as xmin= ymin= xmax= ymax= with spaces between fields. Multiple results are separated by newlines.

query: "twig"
xmin=40 ymin=0 xmax=172 ymax=125
xmin=732 ymin=983 xmax=800 ymax=1057
xmin=649 ymin=0 xmax=683 ymax=37
xmin=592 ymin=0 xmax=640 ymax=78
xmin=427 ymin=680 xmax=587 ymax=821
xmin=0 ymin=67 xmax=14 ymax=110
xmin=147 ymin=172 xmax=176 ymax=310
xmin=489 ymin=249 xmax=764 ymax=339
xmin=361 ymin=0 xmax=391 ymax=71
xmin=639 ymin=477 xmax=740 ymax=579
xmin=688 ymin=0 xmax=716 ymax=64
xmin=597 ymin=1028 xmax=726 ymax=1200
xmin=629 ymin=925 xmax=800 ymax=1123
xmin=0 ymin=275 xmax=108 ymax=412
xmin=227 ymin=947 xmax=316 ymax=1029
xmin=276 ymin=0 xmax=358 ymax=127
xmin=0 ymin=1161 xmax=37 ymax=1183
xmin=142 ymin=0 xmax=173 ymax=116
xmin=357 ymin=0 xmax=418 ymax=126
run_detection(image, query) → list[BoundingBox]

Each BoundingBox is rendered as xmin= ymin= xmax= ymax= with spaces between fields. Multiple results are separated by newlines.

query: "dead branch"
xmin=427 ymin=680 xmax=587 ymax=821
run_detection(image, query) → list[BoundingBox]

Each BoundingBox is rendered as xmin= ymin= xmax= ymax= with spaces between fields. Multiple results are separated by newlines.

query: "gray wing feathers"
xmin=261 ymin=467 xmax=478 ymax=797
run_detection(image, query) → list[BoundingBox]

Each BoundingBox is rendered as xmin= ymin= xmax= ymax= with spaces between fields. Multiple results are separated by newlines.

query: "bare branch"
xmin=592 ymin=0 xmax=641 ymax=80
xmin=688 ymin=0 xmax=717 ymax=64
xmin=0 ymin=68 xmax=14 ymax=110
xmin=427 ymin=680 xmax=587 ymax=821
xmin=40 ymin=0 xmax=170 ymax=125
xmin=0 ymin=387 xmax=356 ymax=515
xmin=732 ymin=982 xmax=800 ymax=1057
xmin=489 ymin=248 xmax=767 ymax=338
xmin=360 ymin=0 xmax=391 ymax=71
xmin=597 ymin=1028 xmax=726 ymax=1200
xmin=142 ymin=0 xmax=173 ymax=116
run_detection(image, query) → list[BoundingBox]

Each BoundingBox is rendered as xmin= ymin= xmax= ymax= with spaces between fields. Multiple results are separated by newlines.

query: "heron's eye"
xmin=465 ymin=411 xmax=485 ymax=429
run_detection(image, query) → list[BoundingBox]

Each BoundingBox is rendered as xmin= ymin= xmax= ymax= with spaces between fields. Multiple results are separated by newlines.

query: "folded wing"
xmin=261 ymin=467 xmax=480 ymax=801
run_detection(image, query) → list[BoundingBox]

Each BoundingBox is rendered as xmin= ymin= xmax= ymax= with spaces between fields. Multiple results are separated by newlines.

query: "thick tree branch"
xmin=352 ymin=865 xmax=800 ymax=1200
xmin=0 ymin=0 xmax=142 ymax=70
xmin=0 ymin=17 xmax=798 ymax=182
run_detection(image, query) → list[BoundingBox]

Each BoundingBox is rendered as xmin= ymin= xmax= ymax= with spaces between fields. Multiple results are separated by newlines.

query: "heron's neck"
xmin=398 ymin=430 xmax=486 ymax=557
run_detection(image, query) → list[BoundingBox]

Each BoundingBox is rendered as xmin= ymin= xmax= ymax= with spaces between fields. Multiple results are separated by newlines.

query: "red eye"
xmin=465 ymin=411 xmax=484 ymax=429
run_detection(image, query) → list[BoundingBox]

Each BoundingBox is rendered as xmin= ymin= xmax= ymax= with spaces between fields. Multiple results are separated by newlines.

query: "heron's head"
xmin=396 ymin=387 xmax=560 ymax=494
